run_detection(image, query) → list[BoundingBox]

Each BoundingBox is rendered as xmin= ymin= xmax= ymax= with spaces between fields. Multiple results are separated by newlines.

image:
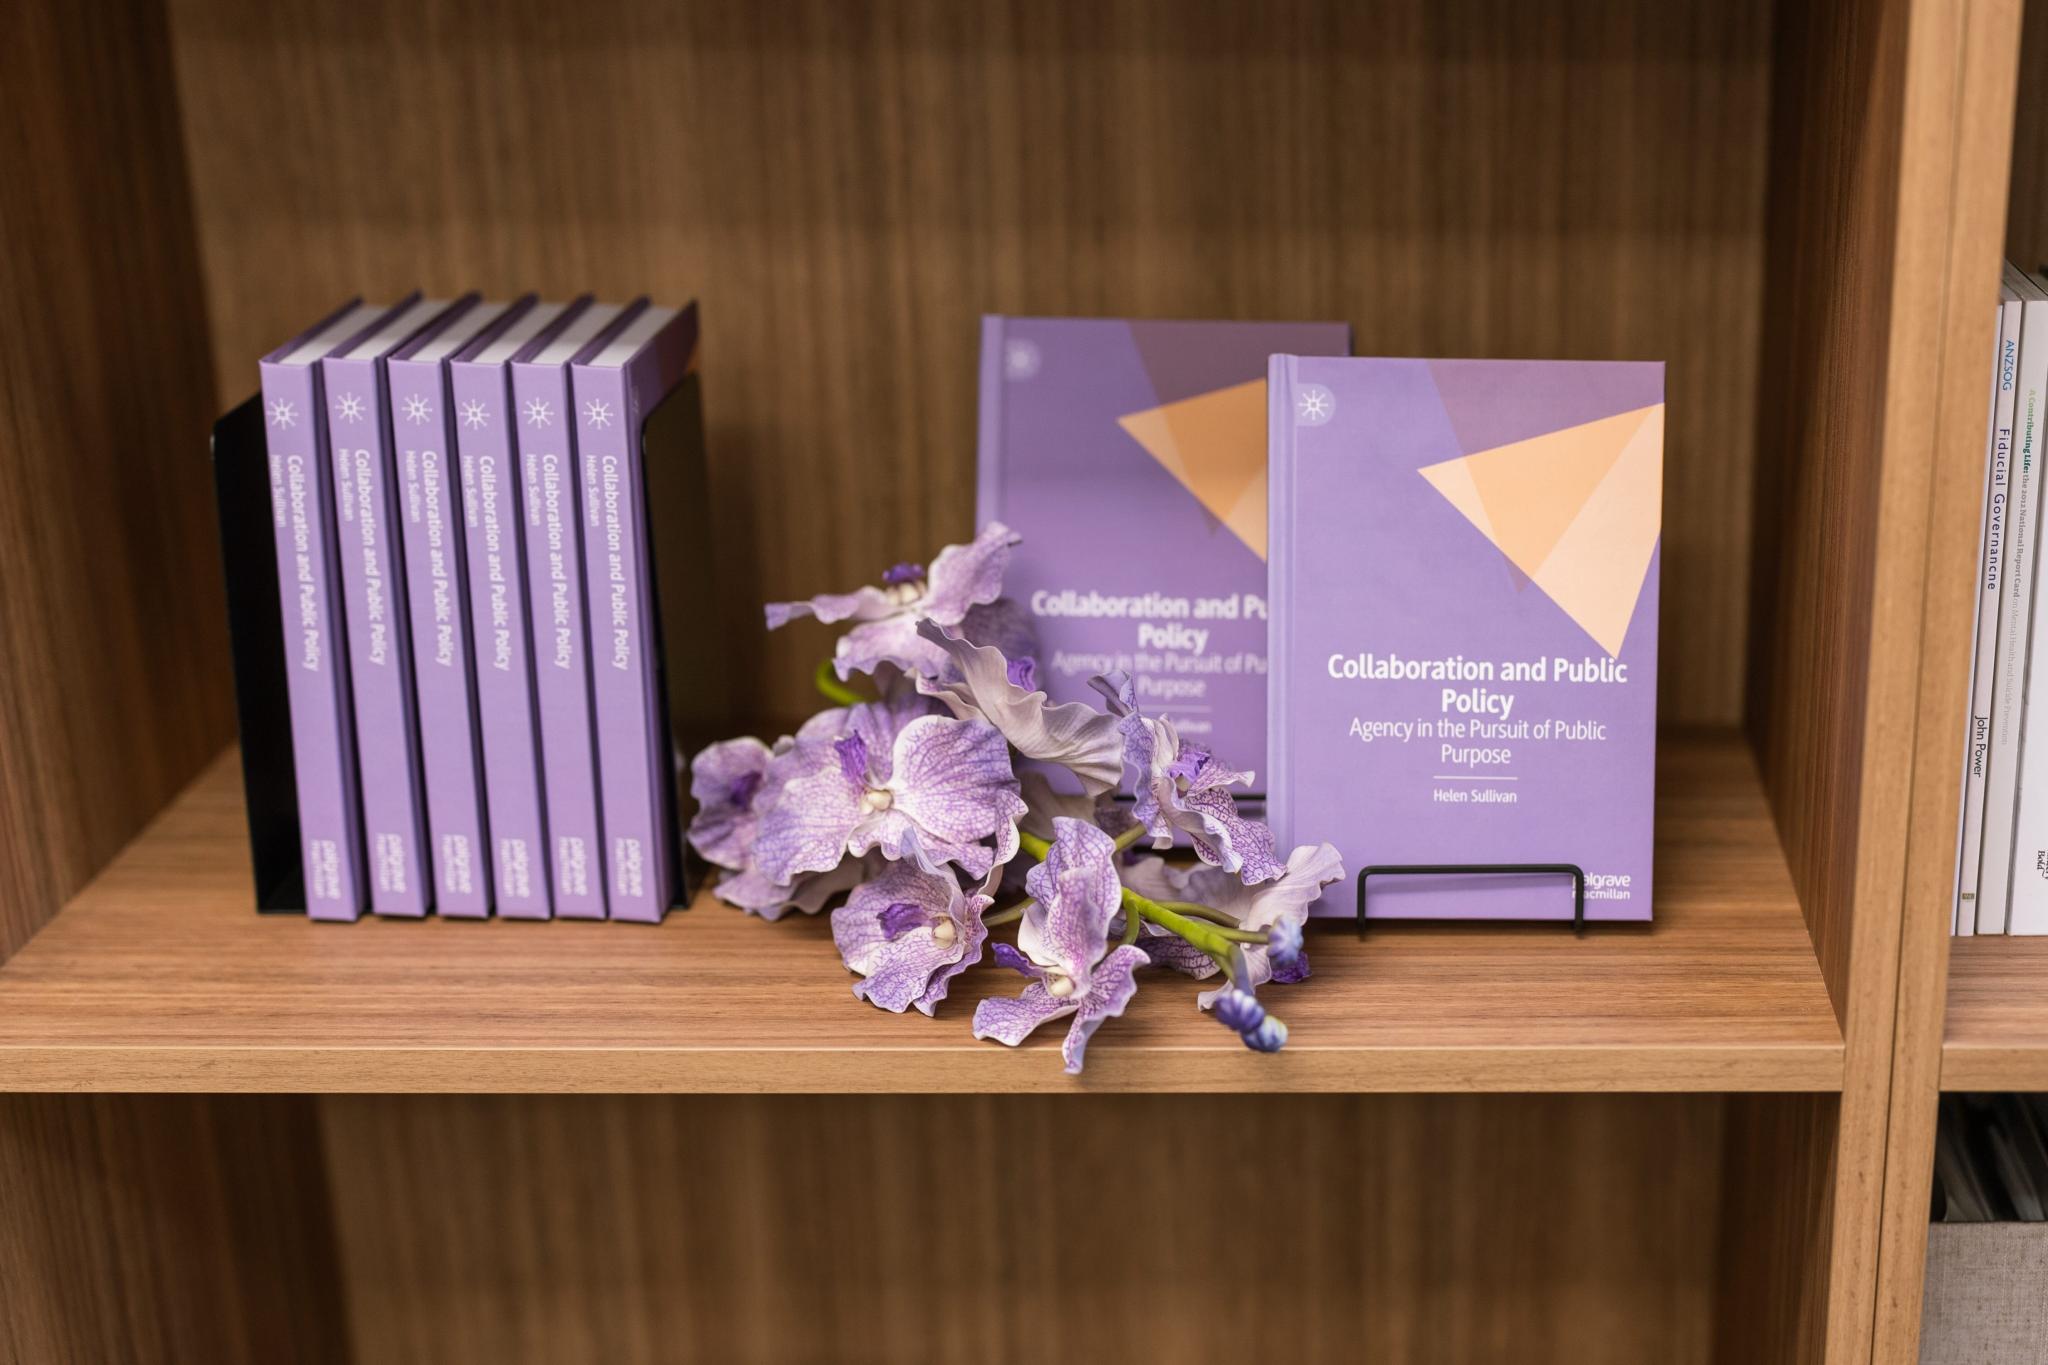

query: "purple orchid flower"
xmin=1120 ymin=842 xmax=1345 ymax=1004
xmin=686 ymin=736 xmax=775 ymax=871
xmin=972 ymin=818 xmax=1150 ymax=1074
xmin=751 ymin=693 xmax=1026 ymax=883
xmin=764 ymin=523 xmax=1021 ymax=679
xmin=915 ymin=620 xmax=1124 ymax=796
xmin=713 ymin=854 xmax=873 ymax=921
xmin=1089 ymin=670 xmax=1283 ymax=885
xmin=832 ymin=862 xmax=994 ymax=1015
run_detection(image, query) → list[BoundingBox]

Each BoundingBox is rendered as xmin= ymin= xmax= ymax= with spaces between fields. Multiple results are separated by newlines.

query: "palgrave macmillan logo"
xmin=1586 ymin=872 xmax=1633 ymax=900
xmin=1294 ymin=383 xmax=1335 ymax=426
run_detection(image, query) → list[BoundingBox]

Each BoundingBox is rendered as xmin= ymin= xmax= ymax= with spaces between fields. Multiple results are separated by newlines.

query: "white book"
xmin=1956 ymin=293 xmax=2020 ymax=935
xmin=2006 ymin=268 xmax=2048 ymax=933
xmin=1978 ymin=266 xmax=2048 ymax=933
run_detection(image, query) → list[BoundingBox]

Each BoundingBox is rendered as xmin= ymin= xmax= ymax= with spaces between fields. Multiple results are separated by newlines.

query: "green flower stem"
xmin=1012 ymin=817 xmax=1230 ymax=969
xmin=1155 ymin=900 xmax=1238 ymax=926
xmin=814 ymin=660 xmax=863 ymax=707
xmin=984 ymin=900 xmax=1031 ymax=929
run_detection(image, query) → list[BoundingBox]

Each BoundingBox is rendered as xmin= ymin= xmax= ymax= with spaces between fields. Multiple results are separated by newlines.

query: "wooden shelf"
xmin=1943 ymin=939 xmax=2048 ymax=1091
xmin=0 ymin=731 xmax=1838 ymax=1094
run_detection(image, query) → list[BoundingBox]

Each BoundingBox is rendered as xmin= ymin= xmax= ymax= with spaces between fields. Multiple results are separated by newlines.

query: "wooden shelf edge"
xmin=0 ymin=1042 xmax=1844 ymax=1096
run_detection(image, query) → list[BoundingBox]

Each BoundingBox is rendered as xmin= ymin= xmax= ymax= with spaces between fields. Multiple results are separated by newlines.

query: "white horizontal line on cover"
xmin=1430 ymin=775 xmax=1519 ymax=782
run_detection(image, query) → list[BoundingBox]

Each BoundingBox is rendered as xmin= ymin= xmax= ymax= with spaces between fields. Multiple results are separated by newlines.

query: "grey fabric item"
xmin=1922 ymin=1223 xmax=2048 ymax=1363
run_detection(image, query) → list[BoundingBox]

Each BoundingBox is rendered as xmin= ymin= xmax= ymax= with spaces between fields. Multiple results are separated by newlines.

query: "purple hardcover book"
xmin=259 ymin=299 xmax=387 ymax=920
xmin=509 ymin=297 xmax=621 ymax=918
xmin=449 ymin=306 xmax=577 ymax=919
xmin=572 ymin=300 xmax=698 ymax=922
xmin=388 ymin=297 xmax=522 ymax=916
xmin=321 ymin=295 xmax=457 ymax=917
xmin=1268 ymin=356 xmax=1664 ymax=920
xmin=976 ymin=317 xmax=1351 ymax=794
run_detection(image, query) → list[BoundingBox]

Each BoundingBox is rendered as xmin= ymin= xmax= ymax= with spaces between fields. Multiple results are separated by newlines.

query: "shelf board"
xmin=1943 ymin=938 xmax=2048 ymax=1090
xmin=0 ymin=733 xmax=1840 ymax=1094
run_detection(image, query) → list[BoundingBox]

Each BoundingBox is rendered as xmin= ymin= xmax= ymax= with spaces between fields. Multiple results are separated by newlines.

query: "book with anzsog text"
xmin=509 ymin=297 xmax=624 ymax=918
xmin=388 ymin=296 xmax=520 ymax=917
xmin=977 ymin=317 xmax=1352 ymax=794
xmin=571 ymin=300 xmax=699 ymax=922
xmin=323 ymin=294 xmax=462 ymax=917
xmin=258 ymin=299 xmax=388 ymax=921
xmin=1267 ymin=356 xmax=1664 ymax=919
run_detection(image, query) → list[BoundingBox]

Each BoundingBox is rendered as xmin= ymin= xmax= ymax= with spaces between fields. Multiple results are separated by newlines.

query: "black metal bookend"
xmin=1355 ymin=863 xmax=1588 ymax=938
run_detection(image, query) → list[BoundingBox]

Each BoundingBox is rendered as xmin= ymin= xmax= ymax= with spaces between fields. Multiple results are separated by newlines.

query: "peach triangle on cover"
xmin=1418 ymin=404 xmax=1664 ymax=656
xmin=1117 ymin=379 xmax=1270 ymax=558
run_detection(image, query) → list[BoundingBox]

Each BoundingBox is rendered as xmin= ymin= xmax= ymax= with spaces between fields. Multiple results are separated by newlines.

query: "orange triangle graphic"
xmin=1118 ymin=379 xmax=1270 ymax=558
xmin=1419 ymin=404 xmax=1664 ymax=656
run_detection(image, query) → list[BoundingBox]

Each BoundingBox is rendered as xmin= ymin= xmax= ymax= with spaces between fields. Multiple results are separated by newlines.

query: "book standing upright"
xmin=321 ymin=294 xmax=455 ymax=917
xmin=1976 ymin=266 xmax=2048 ymax=934
xmin=510 ymin=297 xmax=618 ymax=918
xmin=388 ymin=297 xmax=516 ymax=917
xmin=257 ymin=299 xmax=386 ymax=921
xmin=572 ymin=301 xmax=698 ymax=922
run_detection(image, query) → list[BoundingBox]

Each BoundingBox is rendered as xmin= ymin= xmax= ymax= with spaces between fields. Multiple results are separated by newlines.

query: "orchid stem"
xmin=1156 ymin=900 xmax=1238 ymax=926
xmin=984 ymin=899 xmax=1032 ymax=928
xmin=814 ymin=660 xmax=862 ymax=707
xmin=1012 ymin=820 xmax=1229 ymax=963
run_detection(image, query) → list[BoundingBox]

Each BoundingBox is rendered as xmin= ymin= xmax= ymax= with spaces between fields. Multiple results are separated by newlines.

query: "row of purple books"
xmin=258 ymin=294 xmax=697 ymax=922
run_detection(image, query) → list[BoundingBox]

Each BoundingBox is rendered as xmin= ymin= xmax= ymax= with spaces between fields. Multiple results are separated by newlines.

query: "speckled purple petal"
xmin=832 ymin=615 xmax=947 ymax=680
xmin=884 ymin=716 xmax=1025 ymax=852
xmin=686 ymin=737 xmax=773 ymax=870
xmin=917 ymin=622 xmax=1123 ymax=796
xmin=1021 ymin=817 xmax=1122 ymax=978
xmin=751 ymin=737 xmax=865 ymax=884
xmin=920 ymin=522 xmax=1019 ymax=625
xmin=1138 ymin=930 xmax=1222 ymax=979
xmin=764 ymin=584 xmax=899 ymax=630
xmin=957 ymin=596 xmax=1038 ymax=663
xmin=971 ymin=980 xmax=1074 ymax=1048
xmin=833 ymin=862 xmax=990 ymax=1014
xmin=1181 ymin=786 xmax=1285 ymax=885
xmin=1060 ymin=944 xmax=1149 ymax=1074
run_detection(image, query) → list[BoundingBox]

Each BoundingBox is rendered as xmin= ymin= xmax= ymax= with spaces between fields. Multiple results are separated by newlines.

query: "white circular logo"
xmin=1294 ymin=384 xmax=1335 ymax=426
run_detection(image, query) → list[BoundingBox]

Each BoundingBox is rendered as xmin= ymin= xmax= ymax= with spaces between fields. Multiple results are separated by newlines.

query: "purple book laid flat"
xmin=509 ymin=296 xmax=619 ymax=918
xmin=258 ymin=299 xmax=387 ymax=921
xmin=388 ymin=296 xmax=522 ymax=917
xmin=977 ymin=317 xmax=1351 ymax=796
xmin=1267 ymin=356 xmax=1664 ymax=920
xmin=448 ymin=304 xmax=585 ymax=920
xmin=320 ymin=294 xmax=458 ymax=917
xmin=572 ymin=300 xmax=698 ymax=922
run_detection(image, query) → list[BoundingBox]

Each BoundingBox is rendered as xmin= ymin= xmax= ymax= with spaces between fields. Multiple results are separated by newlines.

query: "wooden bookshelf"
xmin=1940 ymin=942 xmax=2048 ymax=1091
xmin=0 ymin=734 xmax=1838 ymax=1094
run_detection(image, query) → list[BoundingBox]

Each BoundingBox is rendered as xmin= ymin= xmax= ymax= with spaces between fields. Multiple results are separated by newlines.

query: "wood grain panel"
xmin=0 ymin=734 xmax=1842 ymax=1094
xmin=1744 ymin=0 xmax=2004 ymax=1360
xmin=1714 ymin=1093 xmax=1839 ymax=1365
xmin=1869 ymin=2 xmax=2023 ymax=1362
xmin=2003 ymin=0 xmax=2048 ymax=272
xmin=319 ymin=1092 xmax=1723 ymax=1365
xmin=166 ymin=0 xmax=1770 ymax=733
xmin=0 ymin=0 xmax=232 ymax=961
xmin=0 ymin=1095 xmax=348 ymax=1364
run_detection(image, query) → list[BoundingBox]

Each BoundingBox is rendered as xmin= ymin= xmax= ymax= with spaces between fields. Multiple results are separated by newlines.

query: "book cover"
xmin=976 ymin=317 xmax=1351 ymax=794
xmin=1956 ymin=291 xmax=2019 ymax=936
xmin=571 ymin=300 xmax=699 ymax=922
xmin=1979 ymin=266 xmax=2048 ymax=934
xmin=257 ymin=299 xmax=386 ymax=921
xmin=449 ymin=304 xmax=570 ymax=919
xmin=320 ymin=294 xmax=456 ymax=917
xmin=1268 ymin=355 xmax=1663 ymax=919
xmin=387 ymin=296 xmax=518 ymax=917
xmin=509 ymin=296 xmax=618 ymax=918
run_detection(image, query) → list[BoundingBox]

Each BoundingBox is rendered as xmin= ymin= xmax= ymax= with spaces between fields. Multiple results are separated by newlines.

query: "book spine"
xmin=1266 ymin=353 xmax=1295 ymax=857
xmin=574 ymin=361 xmax=669 ymax=921
xmin=512 ymin=359 xmax=608 ymax=918
xmin=1981 ymin=296 xmax=2048 ymax=933
xmin=2008 ymin=298 xmax=2048 ymax=934
xmin=258 ymin=359 xmax=366 ymax=920
xmin=389 ymin=355 xmax=492 ymax=916
xmin=453 ymin=360 xmax=553 ymax=918
xmin=321 ymin=354 xmax=431 ymax=916
xmin=1957 ymin=303 xmax=2018 ymax=934
xmin=975 ymin=316 xmax=1004 ymax=530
